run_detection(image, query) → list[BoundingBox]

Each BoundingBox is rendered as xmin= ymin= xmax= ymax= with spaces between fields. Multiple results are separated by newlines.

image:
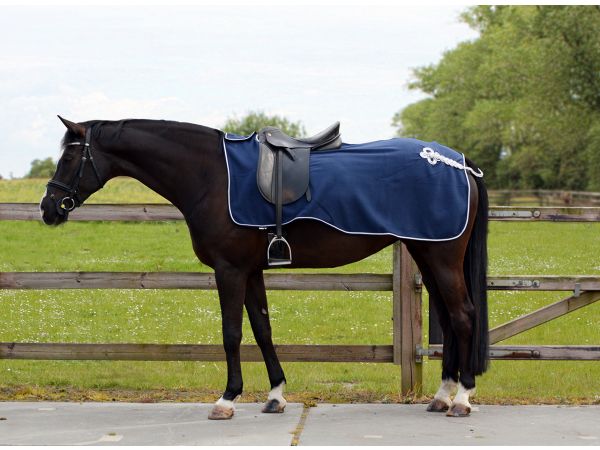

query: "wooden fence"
xmin=1 ymin=203 xmax=599 ymax=395
xmin=488 ymin=189 xmax=600 ymax=207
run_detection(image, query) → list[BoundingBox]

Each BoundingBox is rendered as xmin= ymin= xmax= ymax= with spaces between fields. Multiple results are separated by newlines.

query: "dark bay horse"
xmin=40 ymin=117 xmax=489 ymax=419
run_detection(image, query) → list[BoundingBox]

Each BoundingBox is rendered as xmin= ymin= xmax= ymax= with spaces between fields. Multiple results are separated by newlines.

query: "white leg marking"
xmin=267 ymin=381 xmax=287 ymax=406
xmin=452 ymin=382 xmax=474 ymax=409
xmin=215 ymin=396 xmax=236 ymax=411
xmin=433 ymin=378 xmax=457 ymax=406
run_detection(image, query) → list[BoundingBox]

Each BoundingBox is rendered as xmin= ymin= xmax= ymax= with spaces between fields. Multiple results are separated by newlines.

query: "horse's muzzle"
xmin=40 ymin=193 xmax=69 ymax=226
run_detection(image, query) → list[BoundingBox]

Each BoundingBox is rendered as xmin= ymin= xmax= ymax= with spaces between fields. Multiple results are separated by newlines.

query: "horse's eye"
xmin=63 ymin=155 xmax=74 ymax=161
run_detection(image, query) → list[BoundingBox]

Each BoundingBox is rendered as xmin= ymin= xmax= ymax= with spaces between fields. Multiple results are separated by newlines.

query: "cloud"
xmin=0 ymin=4 xmax=478 ymax=178
xmin=67 ymin=91 xmax=185 ymax=121
xmin=0 ymin=90 xmax=190 ymax=178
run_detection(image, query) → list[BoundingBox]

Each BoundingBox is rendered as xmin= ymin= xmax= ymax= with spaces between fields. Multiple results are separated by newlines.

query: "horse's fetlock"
xmin=224 ymin=385 xmax=243 ymax=400
xmin=459 ymin=378 xmax=475 ymax=391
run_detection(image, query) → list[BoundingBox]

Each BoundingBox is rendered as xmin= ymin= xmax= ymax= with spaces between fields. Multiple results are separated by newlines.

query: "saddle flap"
xmin=257 ymin=144 xmax=310 ymax=204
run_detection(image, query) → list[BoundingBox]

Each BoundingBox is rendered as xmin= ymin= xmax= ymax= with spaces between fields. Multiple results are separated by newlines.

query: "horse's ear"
xmin=57 ymin=115 xmax=86 ymax=138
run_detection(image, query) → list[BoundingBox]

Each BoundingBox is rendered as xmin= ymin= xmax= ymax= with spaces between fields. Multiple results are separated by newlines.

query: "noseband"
xmin=47 ymin=127 xmax=104 ymax=216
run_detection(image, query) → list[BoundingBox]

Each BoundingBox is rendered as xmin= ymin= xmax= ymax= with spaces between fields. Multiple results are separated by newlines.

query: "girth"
xmin=256 ymin=122 xmax=342 ymax=265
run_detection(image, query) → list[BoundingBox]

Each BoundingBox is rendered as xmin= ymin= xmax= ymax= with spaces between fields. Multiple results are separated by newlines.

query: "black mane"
xmin=61 ymin=118 xmax=218 ymax=149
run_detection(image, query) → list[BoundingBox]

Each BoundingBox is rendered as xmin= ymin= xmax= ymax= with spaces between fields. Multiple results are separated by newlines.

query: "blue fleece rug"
xmin=222 ymin=134 xmax=471 ymax=241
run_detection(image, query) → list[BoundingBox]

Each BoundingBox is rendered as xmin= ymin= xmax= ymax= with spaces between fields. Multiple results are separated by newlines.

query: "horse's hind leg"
xmin=244 ymin=270 xmax=287 ymax=413
xmin=408 ymin=252 xmax=459 ymax=413
xmin=433 ymin=266 xmax=476 ymax=417
xmin=426 ymin=284 xmax=460 ymax=412
xmin=409 ymin=243 xmax=476 ymax=417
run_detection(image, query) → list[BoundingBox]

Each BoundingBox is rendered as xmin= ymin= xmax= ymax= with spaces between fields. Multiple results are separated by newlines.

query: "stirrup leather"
xmin=256 ymin=122 xmax=342 ymax=266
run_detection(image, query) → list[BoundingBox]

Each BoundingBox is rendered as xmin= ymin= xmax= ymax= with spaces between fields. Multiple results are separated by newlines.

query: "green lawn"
xmin=0 ymin=179 xmax=598 ymax=404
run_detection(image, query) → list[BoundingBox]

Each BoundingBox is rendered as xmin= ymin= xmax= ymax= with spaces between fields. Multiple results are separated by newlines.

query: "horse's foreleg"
xmin=209 ymin=266 xmax=248 ymax=420
xmin=244 ymin=270 xmax=287 ymax=413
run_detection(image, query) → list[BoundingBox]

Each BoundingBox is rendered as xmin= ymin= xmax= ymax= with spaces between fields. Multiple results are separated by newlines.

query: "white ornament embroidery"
xmin=419 ymin=147 xmax=484 ymax=178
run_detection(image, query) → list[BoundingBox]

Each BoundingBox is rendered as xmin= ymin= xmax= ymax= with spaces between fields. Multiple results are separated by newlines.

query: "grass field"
xmin=0 ymin=178 xmax=599 ymax=404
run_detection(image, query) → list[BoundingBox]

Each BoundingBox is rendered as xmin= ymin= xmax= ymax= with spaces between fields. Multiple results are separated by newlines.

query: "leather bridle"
xmin=46 ymin=127 xmax=104 ymax=216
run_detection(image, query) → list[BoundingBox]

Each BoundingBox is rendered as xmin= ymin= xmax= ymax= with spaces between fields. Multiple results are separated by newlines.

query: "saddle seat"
xmin=259 ymin=121 xmax=341 ymax=151
xmin=256 ymin=122 xmax=342 ymax=266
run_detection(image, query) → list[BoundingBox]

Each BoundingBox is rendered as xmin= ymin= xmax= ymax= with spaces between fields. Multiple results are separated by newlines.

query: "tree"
xmin=394 ymin=6 xmax=600 ymax=190
xmin=222 ymin=111 xmax=306 ymax=137
xmin=25 ymin=157 xmax=56 ymax=178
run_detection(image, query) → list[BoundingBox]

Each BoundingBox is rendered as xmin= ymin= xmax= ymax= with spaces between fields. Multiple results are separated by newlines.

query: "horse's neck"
xmin=107 ymin=126 xmax=222 ymax=214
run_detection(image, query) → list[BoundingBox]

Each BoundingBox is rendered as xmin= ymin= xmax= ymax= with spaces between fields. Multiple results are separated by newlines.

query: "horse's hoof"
xmin=426 ymin=398 xmax=450 ymax=413
xmin=262 ymin=399 xmax=286 ymax=414
xmin=208 ymin=405 xmax=234 ymax=420
xmin=446 ymin=403 xmax=471 ymax=417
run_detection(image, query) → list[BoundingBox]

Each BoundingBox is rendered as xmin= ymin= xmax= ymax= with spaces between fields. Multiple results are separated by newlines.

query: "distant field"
xmin=0 ymin=177 xmax=168 ymax=204
xmin=0 ymin=178 xmax=599 ymax=404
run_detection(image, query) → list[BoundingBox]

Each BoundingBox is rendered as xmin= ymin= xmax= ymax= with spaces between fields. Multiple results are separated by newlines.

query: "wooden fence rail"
xmin=3 ymin=203 xmax=600 ymax=222
xmin=1 ymin=203 xmax=599 ymax=395
xmin=0 ymin=272 xmax=392 ymax=291
xmin=2 ymin=272 xmax=599 ymax=292
xmin=420 ymin=345 xmax=600 ymax=360
xmin=0 ymin=343 xmax=394 ymax=363
xmin=488 ymin=189 xmax=600 ymax=207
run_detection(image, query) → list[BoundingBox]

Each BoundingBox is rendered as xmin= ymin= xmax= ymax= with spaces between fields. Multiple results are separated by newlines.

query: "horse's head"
xmin=40 ymin=116 xmax=106 ymax=225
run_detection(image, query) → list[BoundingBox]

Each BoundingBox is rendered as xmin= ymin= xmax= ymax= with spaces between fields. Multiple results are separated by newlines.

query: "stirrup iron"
xmin=267 ymin=234 xmax=292 ymax=266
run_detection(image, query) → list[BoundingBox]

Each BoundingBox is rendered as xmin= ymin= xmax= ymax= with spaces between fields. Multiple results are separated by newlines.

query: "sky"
xmin=0 ymin=4 xmax=478 ymax=178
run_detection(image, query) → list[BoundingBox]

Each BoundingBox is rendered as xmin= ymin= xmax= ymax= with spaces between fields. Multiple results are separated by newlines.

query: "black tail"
xmin=464 ymin=159 xmax=489 ymax=375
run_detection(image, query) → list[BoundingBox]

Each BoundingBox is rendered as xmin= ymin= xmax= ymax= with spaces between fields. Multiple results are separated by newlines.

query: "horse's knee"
xmin=223 ymin=327 xmax=242 ymax=352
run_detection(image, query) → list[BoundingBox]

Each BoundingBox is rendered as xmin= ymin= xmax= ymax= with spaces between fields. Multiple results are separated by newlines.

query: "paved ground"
xmin=0 ymin=402 xmax=598 ymax=445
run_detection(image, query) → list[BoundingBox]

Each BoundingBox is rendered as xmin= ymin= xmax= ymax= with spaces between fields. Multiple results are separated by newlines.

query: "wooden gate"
xmin=1 ymin=203 xmax=599 ymax=395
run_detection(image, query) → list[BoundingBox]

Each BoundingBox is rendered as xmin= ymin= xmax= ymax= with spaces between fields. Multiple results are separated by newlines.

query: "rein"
xmin=46 ymin=127 xmax=104 ymax=216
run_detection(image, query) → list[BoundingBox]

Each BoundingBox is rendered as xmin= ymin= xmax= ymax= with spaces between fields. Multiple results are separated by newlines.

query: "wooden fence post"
xmin=392 ymin=242 xmax=423 ymax=396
